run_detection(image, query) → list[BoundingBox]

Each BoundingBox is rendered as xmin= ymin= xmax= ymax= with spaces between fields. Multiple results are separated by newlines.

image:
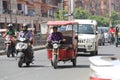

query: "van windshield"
xmin=78 ymin=24 xmax=94 ymax=34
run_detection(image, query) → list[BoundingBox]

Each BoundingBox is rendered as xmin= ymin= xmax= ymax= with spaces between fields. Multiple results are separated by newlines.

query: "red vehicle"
xmin=46 ymin=21 xmax=78 ymax=69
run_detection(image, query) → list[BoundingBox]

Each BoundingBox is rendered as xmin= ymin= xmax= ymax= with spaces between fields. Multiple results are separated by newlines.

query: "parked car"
xmin=98 ymin=27 xmax=109 ymax=46
xmin=89 ymin=56 xmax=120 ymax=80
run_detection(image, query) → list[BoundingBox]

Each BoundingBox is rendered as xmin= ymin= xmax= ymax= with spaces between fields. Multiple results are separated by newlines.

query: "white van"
xmin=74 ymin=19 xmax=98 ymax=55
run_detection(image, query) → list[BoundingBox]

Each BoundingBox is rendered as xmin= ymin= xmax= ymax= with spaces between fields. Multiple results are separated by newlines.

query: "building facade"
xmin=74 ymin=0 xmax=120 ymax=16
xmin=0 ymin=0 xmax=61 ymax=33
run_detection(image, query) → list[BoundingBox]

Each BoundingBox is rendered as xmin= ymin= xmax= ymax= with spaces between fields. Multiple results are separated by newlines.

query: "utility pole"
xmin=68 ymin=0 xmax=71 ymax=20
xmin=68 ymin=0 xmax=74 ymax=20
xmin=70 ymin=0 xmax=74 ymax=20
xmin=9 ymin=0 xmax=12 ymax=23
xmin=62 ymin=0 xmax=64 ymax=20
xmin=109 ymin=0 xmax=112 ymax=27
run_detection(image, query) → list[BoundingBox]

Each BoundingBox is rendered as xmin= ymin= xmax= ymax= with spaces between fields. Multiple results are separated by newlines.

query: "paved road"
xmin=0 ymin=44 xmax=120 ymax=80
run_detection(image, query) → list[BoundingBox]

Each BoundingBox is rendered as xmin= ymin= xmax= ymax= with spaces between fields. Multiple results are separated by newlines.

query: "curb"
xmin=0 ymin=46 xmax=45 ymax=55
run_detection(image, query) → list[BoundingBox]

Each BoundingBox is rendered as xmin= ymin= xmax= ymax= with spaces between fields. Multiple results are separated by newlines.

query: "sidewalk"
xmin=0 ymin=45 xmax=45 ymax=55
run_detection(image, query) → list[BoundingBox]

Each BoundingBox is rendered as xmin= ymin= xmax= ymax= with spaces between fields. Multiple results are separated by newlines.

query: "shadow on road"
xmin=55 ymin=64 xmax=89 ymax=69
xmin=77 ymin=53 xmax=114 ymax=57
xmin=77 ymin=54 xmax=92 ymax=57
xmin=22 ymin=65 xmax=50 ymax=68
xmin=97 ymin=54 xmax=114 ymax=56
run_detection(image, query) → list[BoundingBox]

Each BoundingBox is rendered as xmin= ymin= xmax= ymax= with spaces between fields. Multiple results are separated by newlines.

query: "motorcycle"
xmin=50 ymin=40 xmax=61 ymax=68
xmin=4 ymin=35 xmax=15 ymax=57
xmin=108 ymin=32 xmax=115 ymax=44
xmin=16 ymin=37 xmax=33 ymax=67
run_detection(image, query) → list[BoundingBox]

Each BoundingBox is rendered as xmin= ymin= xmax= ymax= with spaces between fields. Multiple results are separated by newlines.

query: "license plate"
xmin=78 ymin=45 xmax=84 ymax=48
xmin=88 ymin=46 xmax=91 ymax=50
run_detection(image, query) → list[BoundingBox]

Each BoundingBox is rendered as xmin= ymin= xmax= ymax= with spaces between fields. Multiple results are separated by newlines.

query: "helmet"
xmin=22 ymin=23 xmax=28 ymax=31
xmin=22 ymin=23 xmax=28 ymax=28
xmin=7 ymin=23 xmax=13 ymax=30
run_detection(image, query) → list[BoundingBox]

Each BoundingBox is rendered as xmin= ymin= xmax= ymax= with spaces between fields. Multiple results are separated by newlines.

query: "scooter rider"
xmin=17 ymin=23 xmax=34 ymax=60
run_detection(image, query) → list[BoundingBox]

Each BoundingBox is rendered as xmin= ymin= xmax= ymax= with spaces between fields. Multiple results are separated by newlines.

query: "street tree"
xmin=54 ymin=9 xmax=68 ymax=20
xmin=106 ymin=10 xmax=120 ymax=26
xmin=89 ymin=15 xmax=109 ymax=27
xmin=74 ymin=7 xmax=89 ymax=19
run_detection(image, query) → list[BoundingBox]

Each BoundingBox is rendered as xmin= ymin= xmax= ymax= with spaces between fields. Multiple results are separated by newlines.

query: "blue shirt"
xmin=17 ymin=30 xmax=33 ymax=39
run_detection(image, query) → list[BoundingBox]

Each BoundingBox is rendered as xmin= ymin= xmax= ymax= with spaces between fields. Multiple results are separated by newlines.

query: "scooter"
xmin=16 ymin=37 xmax=33 ymax=67
xmin=108 ymin=33 xmax=115 ymax=44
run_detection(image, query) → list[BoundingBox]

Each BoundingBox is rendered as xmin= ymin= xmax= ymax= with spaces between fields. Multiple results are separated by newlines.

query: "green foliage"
xmin=54 ymin=9 xmax=63 ymax=20
xmin=112 ymin=11 xmax=120 ymax=26
xmin=74 ymin=7 xmax=89 ymax=19
xmin=106 ymin=11 xmax=120 ymax=26
xmin=54 ymin=8 xmax=120 ymax=27
xmin=89 ymin=15 xmax=109 ymax=27
xmin=54 ymin=9 xmax=68 ymax=20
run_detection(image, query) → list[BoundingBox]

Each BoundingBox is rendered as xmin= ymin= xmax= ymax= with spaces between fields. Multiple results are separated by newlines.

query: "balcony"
xmin=25 ymin=0 xmax=34 ymax=5
xmin=33 ymin=0 xmax=40 ymax=2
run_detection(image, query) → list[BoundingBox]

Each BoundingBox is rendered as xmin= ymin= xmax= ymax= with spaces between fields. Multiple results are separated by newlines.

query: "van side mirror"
xmin=75 ymin=35 xmax=78 ymax=40
xmin=96 ymin=31 xmax=98 ymax=35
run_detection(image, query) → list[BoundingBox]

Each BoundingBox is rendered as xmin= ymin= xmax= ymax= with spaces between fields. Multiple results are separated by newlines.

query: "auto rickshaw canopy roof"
xmin=47 ymin=21 xmax=78 ymax=26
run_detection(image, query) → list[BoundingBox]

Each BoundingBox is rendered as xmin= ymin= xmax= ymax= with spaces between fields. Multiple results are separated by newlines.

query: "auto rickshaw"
xmin=46 ymin=21 xmax=78 ymax=69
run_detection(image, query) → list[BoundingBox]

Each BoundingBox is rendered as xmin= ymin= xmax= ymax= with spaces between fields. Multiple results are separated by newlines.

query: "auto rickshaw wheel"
xmin=52 ymin=54 xmax=58 ymax=69
xmin=51 ymin=61 xmax=53 ymax=66
xmin=72 ymin=57 xmax=76 ymax=67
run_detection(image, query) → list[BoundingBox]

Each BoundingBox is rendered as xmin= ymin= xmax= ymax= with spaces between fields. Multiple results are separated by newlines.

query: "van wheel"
xmin=116 ymin=43 xmax=118 ymax=47
xmin=90 ymin=51 xmax=98 ymax=56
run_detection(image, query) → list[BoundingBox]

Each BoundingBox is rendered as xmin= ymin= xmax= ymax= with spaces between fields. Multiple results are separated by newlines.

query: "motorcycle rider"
xmin=2 ymin=23 xmax=17 ymax=52
xmin=46 ymin=26 xmax=66 ymax=48
xmin=108 ymin=26 xmax=115 ymax=34
xmin=17 ymin=23 xmax=34 ymax=60
xmin=3 ymin=23 xmax=17 ymax=38
xmin=108 ymin=26 xmax=115 ymax=43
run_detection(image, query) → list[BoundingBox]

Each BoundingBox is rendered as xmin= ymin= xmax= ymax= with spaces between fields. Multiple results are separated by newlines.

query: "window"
xmin=3 ymin=1 xmax=8 ymax=10
xmin=41 ymin=0 xmax=46 ymax=3
xmin=17 ymin=4 xmax=22 ymax=10
xmin=78 ymin=24 xmax=94 ymax=34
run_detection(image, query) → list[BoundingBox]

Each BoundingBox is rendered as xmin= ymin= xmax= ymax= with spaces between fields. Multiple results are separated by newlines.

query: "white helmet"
xmin=22 ymin=23 xmax=28 ymax=29
xmin=7 ymin=23 xmax=13 ymax=29
xmin=22 ymin=23 xmax=27 ymax=27
xmin=8 ymin=23 xmax=13 ymax=27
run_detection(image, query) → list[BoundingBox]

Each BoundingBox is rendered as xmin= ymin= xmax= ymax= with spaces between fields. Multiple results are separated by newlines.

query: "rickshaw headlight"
xmin=53 ymin=44 xmax=58 ymax=49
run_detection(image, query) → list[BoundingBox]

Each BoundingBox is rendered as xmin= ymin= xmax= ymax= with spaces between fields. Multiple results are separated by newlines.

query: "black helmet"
xmin=7 ymin=23 xmax=13 ymax=30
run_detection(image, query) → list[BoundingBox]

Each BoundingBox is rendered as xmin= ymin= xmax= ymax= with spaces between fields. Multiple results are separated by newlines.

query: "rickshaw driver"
xmin=46 ymin=26 xmax=66 ymax=48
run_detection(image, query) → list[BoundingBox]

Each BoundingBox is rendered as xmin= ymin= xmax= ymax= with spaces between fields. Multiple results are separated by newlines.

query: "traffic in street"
xmin=1 ymin=0 xmax=120 ymax=80
xmin=0 ymin=44 xmax=119 ymax=80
